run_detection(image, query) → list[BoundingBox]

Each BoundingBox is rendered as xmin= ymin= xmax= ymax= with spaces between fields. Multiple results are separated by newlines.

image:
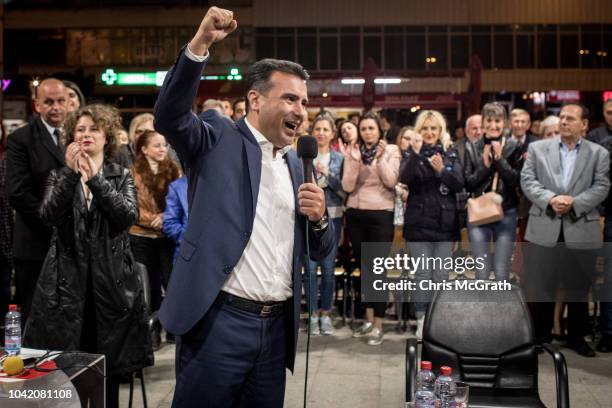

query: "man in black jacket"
xmin=7 ymin=78 xmax=67 ymax=325
xmin=587 ymin=99 xmax=612 ymax=144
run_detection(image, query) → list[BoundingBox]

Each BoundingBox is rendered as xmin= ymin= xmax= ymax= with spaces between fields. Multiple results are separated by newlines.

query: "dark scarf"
xmin=360 ymin=142 xmax=378 ymax=165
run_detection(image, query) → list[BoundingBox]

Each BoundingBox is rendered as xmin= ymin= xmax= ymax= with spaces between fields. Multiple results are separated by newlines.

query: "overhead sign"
xmin=101 ymin=67 xmax=242 ymax=87
xmin=548 ymin=90 xmax=581 ymax=102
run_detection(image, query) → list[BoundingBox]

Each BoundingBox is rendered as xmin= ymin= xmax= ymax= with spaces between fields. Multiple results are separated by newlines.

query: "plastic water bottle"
xmin=434 ymin=366 xmax=456 ymax=408
xmin=4 ymin=305 xmax=22 ymax=356
xmin=414 ymin=361 xmax=436 ymax=407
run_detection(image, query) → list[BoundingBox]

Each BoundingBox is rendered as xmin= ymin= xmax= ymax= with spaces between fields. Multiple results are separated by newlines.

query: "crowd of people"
xmin=0 ymin=74 xmax=611 ymax=402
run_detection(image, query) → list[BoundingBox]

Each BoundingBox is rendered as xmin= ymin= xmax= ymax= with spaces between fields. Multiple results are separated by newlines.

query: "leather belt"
xmin=217 ymin=291 xmax=285 ymax=317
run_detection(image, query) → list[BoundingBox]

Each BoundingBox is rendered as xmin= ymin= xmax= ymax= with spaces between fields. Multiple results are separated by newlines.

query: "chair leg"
xmin=342 ymin=273 xmax=348 ymax=326
xmin=350 ymin=276 xmax=356 ymax=330
xmin=128 ymin=376 xmax=134 ymax=408
xmin=139 ymin=369 xmax=148 ymax=408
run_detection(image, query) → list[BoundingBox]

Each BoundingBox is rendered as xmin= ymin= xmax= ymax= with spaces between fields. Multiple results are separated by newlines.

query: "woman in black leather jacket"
xmin=400 ymin=110 xmax=464 ymax=337
xmin=24 ymin=105 xmax=153 ymax=408
xmin=464 ymin=102 xmax=522 ymax=281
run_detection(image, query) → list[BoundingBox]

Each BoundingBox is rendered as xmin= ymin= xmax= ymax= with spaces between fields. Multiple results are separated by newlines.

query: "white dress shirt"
xmin=185 ymin=46 xmax=296 ymax=301
xmin=40 ymin=117 xmax=61 ymax=146
xmin=220 ymin=121 xmax=296 ymax=302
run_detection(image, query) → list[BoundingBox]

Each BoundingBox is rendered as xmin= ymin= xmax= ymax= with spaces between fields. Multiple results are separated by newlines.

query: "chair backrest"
xmin=421 ymin=283 xmax=538 ymax=390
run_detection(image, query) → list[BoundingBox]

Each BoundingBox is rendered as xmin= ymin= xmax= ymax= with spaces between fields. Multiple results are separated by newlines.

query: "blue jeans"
xmin=408 ymin=241 xmax=453 ymax=317
xmin=602 ymin=216 xmax=612 ymax=335
xmin=303 ymin=217 xmax=343 ymax=313
xmin=468 ymin=208 xmax=517 ymax=281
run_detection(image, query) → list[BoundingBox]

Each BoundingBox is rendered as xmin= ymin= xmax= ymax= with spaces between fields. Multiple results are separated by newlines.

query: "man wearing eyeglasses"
xmin=6 ymin=78 xmax=67 ymax=326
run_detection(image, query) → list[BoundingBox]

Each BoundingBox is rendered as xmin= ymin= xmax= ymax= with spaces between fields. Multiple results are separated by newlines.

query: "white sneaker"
xmin=416 ymin=316 xmax=425 ymax=339
xmin=309 ymin=316 xmax=320 ymax=335
xmin=352 ymin=321 xmax=373 ymax=338
xmin=367 ymin=328 xmax=384 ymax=346
xmin=320 ymin=315 xmax=334 ymax=335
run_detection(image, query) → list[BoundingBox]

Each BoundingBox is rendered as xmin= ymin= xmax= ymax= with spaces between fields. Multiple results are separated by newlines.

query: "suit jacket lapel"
xmin=284 ymin=150 xmax=303 ymax=212
xmin=285 ymin=149 xmax=304 ymax=300
xmin=236 ymin=119 xmax=261 ymax=218
xmin=546 ymin=141 xmax=562 ymax=192
xmin=35 ymin=118 xmax=64 ymax=164
xmin=567 ymin=143 xmax=590 ymax=192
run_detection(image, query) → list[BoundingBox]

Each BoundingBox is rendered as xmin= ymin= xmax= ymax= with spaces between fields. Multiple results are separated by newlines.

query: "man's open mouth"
xmin=284 ymin=121 xmax=299 ymax=131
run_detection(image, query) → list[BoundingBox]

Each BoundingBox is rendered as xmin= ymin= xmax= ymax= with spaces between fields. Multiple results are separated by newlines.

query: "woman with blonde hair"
xmin=400 ymin=110 xmax=464 ymax=337
xmin=114 ymin=113 xmax=155 ymax=167
xmin=540 ymin=115 xmax=560 ymax=139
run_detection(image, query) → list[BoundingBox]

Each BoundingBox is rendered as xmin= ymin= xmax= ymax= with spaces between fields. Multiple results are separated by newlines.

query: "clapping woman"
xmin=24 ymin=105 xmax=153 ymax=408
xmin=342 ymin=112 xmax=400 ymax=346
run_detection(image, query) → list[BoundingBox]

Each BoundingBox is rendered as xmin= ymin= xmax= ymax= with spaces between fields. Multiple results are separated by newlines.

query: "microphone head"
xmin=297 ymin=135 xmax=318 ymax=159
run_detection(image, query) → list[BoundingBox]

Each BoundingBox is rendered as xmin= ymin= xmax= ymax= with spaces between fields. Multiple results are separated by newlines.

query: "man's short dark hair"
xmin=232 ymin=96 xmax=246 ymax=112
xmin=245 ymin=59 xmax=309 ymax=95
xmin=561 ymin=102 xmax=590 ymax=121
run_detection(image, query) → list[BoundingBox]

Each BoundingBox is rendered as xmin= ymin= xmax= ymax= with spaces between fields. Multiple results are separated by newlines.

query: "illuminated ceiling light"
xmin=374 ymin=78 xmax=401 ymax=84
xmin=341 ymin=78 xmax=365 ymax=85
xmin=322 ymin=92 xmax=328 ymax=98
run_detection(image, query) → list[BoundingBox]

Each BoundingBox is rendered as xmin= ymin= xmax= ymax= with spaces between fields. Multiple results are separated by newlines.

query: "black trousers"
xmin=345 ymin=208 xmax=394 ymax=319
xmin=523 ymin=232 xmax=594 ymax=344
xmin=130 ymin=235 xmax=175 ymax=312
xmin=13 ymin=258 xmax=44 ymax=327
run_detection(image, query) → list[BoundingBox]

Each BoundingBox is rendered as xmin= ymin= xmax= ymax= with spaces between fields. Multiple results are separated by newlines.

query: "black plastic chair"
xmin=405 ymin=283 xmax=569 ymax=408
xmin=128 ymin=261 xmax=151 ymax=408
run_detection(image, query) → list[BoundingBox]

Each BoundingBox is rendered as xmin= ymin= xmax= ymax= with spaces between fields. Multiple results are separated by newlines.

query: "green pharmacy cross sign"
xmin=101 ymin=67 xmax=242 ymax=86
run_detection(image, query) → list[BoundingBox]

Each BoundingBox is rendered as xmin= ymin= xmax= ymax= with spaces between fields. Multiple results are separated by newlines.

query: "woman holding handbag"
xmin=400 ymin=111 xmax=464 ymax=337
xmin=464 ymin=102 xmax=522 ymax=281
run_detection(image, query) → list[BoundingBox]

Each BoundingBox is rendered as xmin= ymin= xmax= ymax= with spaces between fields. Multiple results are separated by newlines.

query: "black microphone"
xmin=297 ymin=136 xmax=317 ymax=183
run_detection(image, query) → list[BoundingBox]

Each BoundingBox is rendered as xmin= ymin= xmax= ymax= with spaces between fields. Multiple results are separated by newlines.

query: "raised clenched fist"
xmin=189 ymin=7 xmax=238 ymax=56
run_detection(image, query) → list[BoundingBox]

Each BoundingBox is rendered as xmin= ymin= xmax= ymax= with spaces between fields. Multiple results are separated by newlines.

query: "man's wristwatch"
xmin=312 ymin=214 xmax=329 ymax=231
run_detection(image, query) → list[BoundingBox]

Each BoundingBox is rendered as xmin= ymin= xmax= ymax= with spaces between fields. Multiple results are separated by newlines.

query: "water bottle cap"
xmin=8 ymin=304 xmax=17 ymax=311
xmin=440 ymin=366 xmax=452 ymax=375
xmin=420 ymin=361 xmax=432 ymax=370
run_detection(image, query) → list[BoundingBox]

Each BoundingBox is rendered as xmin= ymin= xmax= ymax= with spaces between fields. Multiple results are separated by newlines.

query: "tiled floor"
xmin=120 ymin=323 xmax=612 ymax=407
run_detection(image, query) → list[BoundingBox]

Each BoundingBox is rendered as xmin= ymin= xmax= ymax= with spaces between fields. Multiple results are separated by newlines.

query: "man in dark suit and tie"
xmin=154 ymin=7 xmax=335 ymax=408
xmin=7 ymin=78 xmax=67 ymax=325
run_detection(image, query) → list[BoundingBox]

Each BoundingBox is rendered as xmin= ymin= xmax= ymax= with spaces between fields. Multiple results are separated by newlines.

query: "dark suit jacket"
xmin=7 ymin=117 xmax=64 ymax=260
xmin=154 ymin=49 xmax=335 ymax=371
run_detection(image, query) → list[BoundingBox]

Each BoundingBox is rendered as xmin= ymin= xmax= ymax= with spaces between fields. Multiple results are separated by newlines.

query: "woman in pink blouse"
xmin=341 ymin=112 xmax=401 ymax=346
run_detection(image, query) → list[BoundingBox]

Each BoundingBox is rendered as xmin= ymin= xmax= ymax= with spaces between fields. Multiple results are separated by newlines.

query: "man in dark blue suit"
xmin=154 ymin=7 xmax=334 ymax=408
